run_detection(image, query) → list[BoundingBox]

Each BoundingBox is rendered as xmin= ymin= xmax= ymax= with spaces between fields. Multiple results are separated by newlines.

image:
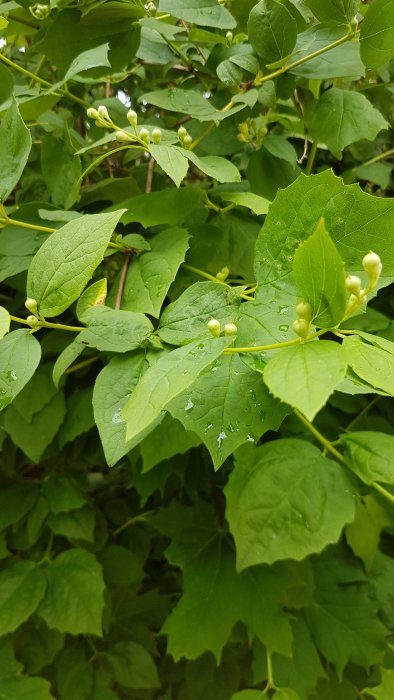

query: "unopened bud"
xmin=152 ymin=127 xmax=162 ymax=144
xmin=224 ymin=322 xmax=237 ymax=336
xmin=237 ymin=133 xmax=249 ymax=143
xmin=25 ymin=298 xmax=38 ymax=316
xmin=139 ymin=128 xmax=150 ymax=144
xmin=216 ymin=266 xmax=230 ymax=282
xmin=127 ymin=109 xmax=138 ymax=127
xmin=295 ymin=301 xmax=312 ymax=321
xmin=115 ymin=130 xmax=132 ymax=142
xmin=87 ymin=107 xmax=99 ymax=120
xmin=226 ymin=31 xmax=233 ymax=46
xmin=345 ymin=275 xmax=362 ymax=297
xmin=26 ymin=315 xmax=41 ymax=328
xmin=362 ymin=251 xmax=382 ymax=287
xmin=183 ymin=134 xmax=193 ymax=148
xmin=178 ymin=126 xmax=188 ymax=141
xmin=208 ymin=318 xmax=221 ymax=337
xmin=146 ymin=1 xmax=156 ymax=13
xmin=238 ymin=123 xmax=249 ymax=135
xmin=293 ymin=318 xmax=310 ymax=339
xmin=97 ymin=105 xmax=110 ymax=121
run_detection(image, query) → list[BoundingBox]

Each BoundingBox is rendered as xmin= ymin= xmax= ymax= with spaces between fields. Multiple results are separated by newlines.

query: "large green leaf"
xmin=225 ymin=440 xmax=355 ymax=568
xmin=0 ymin=331 xmax=41 ymax=412
xmin=4 ymin=392 xmax=66 ymax=463
xmin=0 ymin=100 xmax=32 ymax=203
xmin=363 ymin=669 xmax=394 ymax=700
xmin=0 ymin=561 xmax=46 ymax=636
xmin=360 ymin=0 xmax=394 ymax=69
xmin=77 ymin=307 xmax=153 ymax=352
xmin=158 ymin=0 xmax=236 ymax=29
xmin=247 ymin=0 xmax=298 ymax=64
xmin=169 ymin=353 xmax=288 ymax=468
xmin=56 ymin=643 xmax=93 ymax=700
xmin=343 ymin=336 xmax=394 ymax=396
xmin=340 ymin=432 xmax=394 ymax=485
xmin=307 ymin=89 xmax=388 ymax=156
xmin=27 ymin=210 xmax=125 ymax=317
xmin=293 ymin=219 xmax=348 ymax=327
xmin=140 ymin=414 xmax=200 ymax=472
xmin=110 ymin=228 xmax=190 ymax=317
xmin=141 ymin=87 xmax=245 ymax=121
xmin=122 ymin=336 xmax=232 ymax=444
xmin=38 ymin=549 xmax=105 ymax=636
xmin=263 ymin=340 xmax=348 ymax=420
xmin=149 ymin=144 xmax=189 ymax=188
xmin=117 ymin=187 xmax=202 ymax=228
xmin=306 ymin=0 xmax=358 ymax=26
xmin=41 ymin=132 xmax=81 ymax=210
xmin=106 ymin=642 xmax=160 ymax=689
xmin=290 ymin=27 xmax=365 ymax=79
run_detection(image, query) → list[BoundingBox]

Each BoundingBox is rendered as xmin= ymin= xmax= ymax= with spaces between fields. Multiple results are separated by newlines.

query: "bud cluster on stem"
xmin=207 ymin=318 xmax=238 ymax=338
xmin=293 ymin=300 xmax=312 ymax=339
xmin=343 ymin=251 xmax=382 ymax=321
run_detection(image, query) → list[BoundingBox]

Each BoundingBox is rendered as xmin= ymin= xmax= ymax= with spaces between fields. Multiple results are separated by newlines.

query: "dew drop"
xmin=247 ymin=434 xmax=255 ymax=443
xmin=184 ymin=398 xmax=194 ymax=412
xmin=112 ymin=410 xmax=125 ymax=424
xmin=205 ymin=423 xmax=213 ymax=432
xmin=217 ymin=431 xmax=227 ymax=448
xmin=278 ymin=324 xmax=289 ymax=332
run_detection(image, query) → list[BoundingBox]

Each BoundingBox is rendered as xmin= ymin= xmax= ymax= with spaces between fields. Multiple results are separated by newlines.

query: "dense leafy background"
xmin=0 ymin=0 xmax=393 ymax=698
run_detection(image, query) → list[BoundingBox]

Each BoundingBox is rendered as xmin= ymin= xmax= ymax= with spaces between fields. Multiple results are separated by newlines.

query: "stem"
xmin=357 ymin=147 xmax=394 ymax=169
xmin=9 ymin=315 xmax=31 ymax=326
xmin=182 ymin=264 xmax=227 ymax=285
xmin=115 ymin=253 xmax=131 ymax=310
xmin=344 ymin=396 xmax=381 ymax=433
xmin=10 ymin=315 xmax=83 ymax=333
xmin=0 ymin=215 xmax=123 ymax=251
xmin=372 ymin=482 xmax=394 ymax=507
xmin=65 ymin=356 xmax=100 ymax=374
xmin=223 ymin=329 xmax=326 ymax=354
xmin=145 ymin=156 xmax=155 ymax=194
xmin=263 ymin=649 xmax=276 ymax=694
xmin=305 ymin=140 xmax=318 ymax=175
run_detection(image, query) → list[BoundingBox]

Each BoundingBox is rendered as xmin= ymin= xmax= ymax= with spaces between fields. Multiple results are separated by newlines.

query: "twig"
xmin=115 ymin=253 xmax=131 ymax=310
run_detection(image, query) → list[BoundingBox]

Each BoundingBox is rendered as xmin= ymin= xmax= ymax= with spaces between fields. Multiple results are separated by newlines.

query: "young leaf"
xmin=38 ymin=549 xmax=105 ymax=636
xmin=0 ymin=330 xmax=41 ymax=412
xmin=76 ymin=279 xmax=107 ymax=322
xmin=77 ymin=307 xmax=153 ymax=352
xmin=158 ymin=0 xmax=236 ymax=29
xmin=0 ymin=561 xmax=46 ymax=636
xmin=123 ymin=336 xmax=232 ymax=444
xmin=263 ymin=340 xmax=348 ymax=420
xmin=343 ymin=336 xmax=394 ymax=396
xmin=360 ymin=0 xmax=394 ymax=69
xmin=141 ymin=87 xmax=245 ymax=121
xmin=27 ymin=210 xmax=125 ymax=317
xmin=225 ymin=440 xmax=355 ymax=569
xmin=0 ymin=100 xmax=32 ymax=203
xmin=293 ymin=219 xmax=348 ymax=328
xmin=149 ymin=144 xmax=189 ymax=188
xmin=182 ymin=150 xmax=241 ymax=183
xmin=248 ymin=0 xmax=297 ymax=65
xmin=307 ymin=89 xmax=388 ymax=156
xmin=341 ymin=432 xmax=394 ymax=486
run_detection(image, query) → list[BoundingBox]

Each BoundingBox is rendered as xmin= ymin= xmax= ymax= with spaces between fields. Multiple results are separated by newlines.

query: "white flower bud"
xmin=25 ymin=298 xmax=38 ymax=316
xmin=97 ymin=105 xmax=110 ymax=121
xmin=224 ymin=322 xmax=237 ymax=336
xmin=295 ymin=301 xmax=312 ymax=321
xmin=293 ymin=318 xmax=310 ymax=339
xmin=345 ymin=275 xmax=362 ymax=297
xmin=86 ymin=107 xmax=99 ymax=120
xmin=178 ymin=126 xmax=188 ymax=141
xmin=226 ymin=31 xmax=233 ymax=45
xmin=362 ymin=251 xmax=382 ymax=286
xmin=146 ymin=1 xmax=156 ymax=13
xmin=183 ymin=134 xmax=193 ymax=148
xmin=26 ymin=315 xmax=41 ymax=328
xmin=127 ymin=109 xmax=138 ymax=127
xmin=152 ymin=127 xmax=162 ymax=144
xmin=139 ymin=128 xmax=150 ymax=143
xmin=115 ymin=130 xmax=132 ymax=142
xmin=208 ymin=318 xmax=221 ymax=337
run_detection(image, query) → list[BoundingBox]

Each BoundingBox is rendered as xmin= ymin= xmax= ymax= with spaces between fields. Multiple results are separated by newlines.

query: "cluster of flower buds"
xmin=208 ymin=319 xmax=237 ymax=338
xmin=87 ymin=105 xmax=113 ymax=128
xmin=146 ymin=1 xmax=156 ymax=14
xmin=178 ymin=126 xmax=193 ymax=149
xmin=344 ymin=251 xmax=382 ymax=319
xmin=293 ymin=301 xmax=312 ymax=339
xmin=86 ymin=106 xmax=162 ymax=147
xmin=216 ymin=266 xmax=230 ymax=282
xmin=225 ymin=31 xmax=233 ymax=47
xmin=30 ymin=3 xmax=51 ymax=19
xmin=237 ymin=119 xmax=267 ymax=144
xmin=25 ymin=298 xmax=43 ymax=329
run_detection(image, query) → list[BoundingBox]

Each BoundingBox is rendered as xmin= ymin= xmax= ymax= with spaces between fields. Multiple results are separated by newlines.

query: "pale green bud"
xmin=139 ymin=127 xmax=150 ymax=143
xmin=26 ymin=315 xmax=41 ymax=328
xmin=97 ymin=105 xmax=110 ymax=121
xmin=238 ymin=122 xmax=249 ymax=135
xmin=87 ymin=107 xmax=99 ymax=120
xmin=224 ymin=322 xmax=237 ymax=336
xmin=146 ymin=1 xmax=156 ymax=13
xmin=362 ymin=251 xmax=382 ymax=286
xmin=216 ymin=266 xmax=230 ymax=282
xmin=115 ymin=130 xmax=132 ymax=142
xmin=178 ymin=126 xmax=188 ymax=141
xmin=226 ymin=31 xmax=233 ymax=46
xmin=345 ymin=275 xmax=362 ymax=297
xmin=293 ymin=318 xmax=310 ymax=339
xmin=127 ymin=109 xmax=138 ymax=127
xmin=183 ymin=134 xmax=193 ymax=148
xmin=152 ymin=127 xmax=162 ymax=144
xmin=25 ymin=298 xmax=38 ymax=316
xmin=295 ymin=301 xmax=312 ymax=321
xmin=208 ymin=318 xmax=221 ymax=337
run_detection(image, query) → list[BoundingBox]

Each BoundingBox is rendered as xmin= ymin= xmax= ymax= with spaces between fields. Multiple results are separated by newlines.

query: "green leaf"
xmin=140 ymin=414 xmax=200 ymax=472
xmin=0 ymin=484 xmax=38 ymax=531
xmin=41 ymin=133 xmax=82 ymax=210
xmin=306 ymin=0 xmax=358 ymax=26
xmin=169 ymin=353 xmax=288 ymax=468
xmin=360 ymin=0 xmax=394 ymax=69
xmin=0 ymin=307 xmax=10 ymax=339
xmin=62 ymin=43 xmax=111 ymax=82
xmin=110 ymin=227 xmax=190 ymax=317
xmin=149 ymin=144 xmax=189 ymax=187
xmin=77 ymin=307 xmax=153 ymax=352
xmin=225 ymin=440 xmax=355 ymax=568
xmin=340 ymin=431 xmax=394 ymax=485
xmin=217 ymin=191 xmax=270 ymax=215
xmin=4 ymin=391 xmax=66 ymax=463
xmin=98 ymin=545 xmax=143 ymax=586
xmin=48 ymin=505 xmax=95 ymax=544
xmin=52 ymin=339 xmax=85 ymax=389
xmin=247 ymin=0 xmax=298 ymax=65
xmin=106 ymin=642 xmax=160 ymax=689
xmin=0 ymin=330 xmax=41 ymax=412
xmin=293 ymin=219 xmax=348 ymax=327
xmin=38 ymin=549 xmax=105 ymax=636
xmin=0 ymin=100 xmax=32 ymax=203
xmin=307 ymin=89 xmax=388 ymax=156
xmin=76 ymin=279 xmax=107 ymax=322
xmin=183 ymin=150 xmax=241 ymax=183
xmin=59 ymin=386 xmax=95 ymax=446
xmin=158 ymin=0 xmax=236 ymax=29
xmin=0 ymin=561 xmax=46 ymax=636
xmin=27 ymin=210 xmax=125 ymax=317
xmin=158 ymin=282 xmax=241 ymax=346
xmin=122 ymin=336 xmax=232 ymax=444
xmin=364 ymin=669 xmax=394 ymax=700
xmin=0 ymin=675 xmax=52 ymax=700
xmin=117 ymin=187 xmax=202 ymax=228
xmin=263 ymin=340 xmax=348 ymax=420
xmin=231 ymin=693 xmax=263 ymax=700
xmin=57 ymin=642 xmax=93 ymax=700
xmin=141 ymin=87 xmax=245 ymax=121
xmin=290 ymin=27 xmax=365 ymax=79
xmin=343 ymin=336 xmax=394 ymax=396
xmin=306 ymin=547 xmax=387 ymax=675
xmin=43 ymin=475 xmax=86 ymax=514
xmin=270 ymin=619 xmax=326 ymax=698
xmin=0 ymin=17 xmax=9 ymax=30
xmin=272 ymin=690 xmax=302 ymax=700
